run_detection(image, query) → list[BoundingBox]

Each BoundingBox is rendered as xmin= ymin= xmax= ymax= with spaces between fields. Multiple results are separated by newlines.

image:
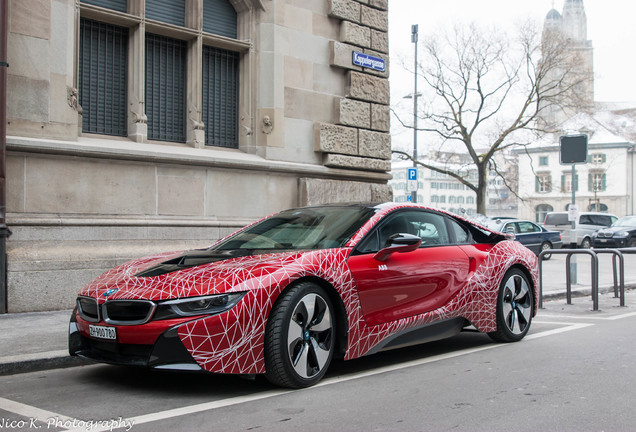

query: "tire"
xmin=264 ymin=282 xmax=335 ymax=388
xmin=488 ymin=268 xmax=534 ymax=343
xmin=628 ymin=238 xmax=636 ymax=248
xmin=540 ymin=242 xmax=552 ymax=260
xmin=580 ymin=237 xmax=592 ymax=249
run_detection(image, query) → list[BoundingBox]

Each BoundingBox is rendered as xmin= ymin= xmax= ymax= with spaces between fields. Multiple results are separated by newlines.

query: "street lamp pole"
xmin=411 ymin=24 xmax=418 ymax=203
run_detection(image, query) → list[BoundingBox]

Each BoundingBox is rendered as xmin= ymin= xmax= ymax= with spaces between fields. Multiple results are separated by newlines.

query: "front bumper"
xmin=68 ymin=288 xmax=268 ymax=375
xmin=69 ymin=309 xmax=202 ymax=370
xmin=592 ymin=237 xmax=629 ymax=248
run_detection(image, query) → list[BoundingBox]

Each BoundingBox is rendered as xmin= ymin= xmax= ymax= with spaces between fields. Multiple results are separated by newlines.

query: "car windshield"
xmin=213 ymin=206 xmax=376 ymax=251
xmin=612 ymin=216 xmax=636 ymax=227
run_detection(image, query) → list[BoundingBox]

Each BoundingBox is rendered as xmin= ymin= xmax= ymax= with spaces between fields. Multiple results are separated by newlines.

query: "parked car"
xmin=591 ymin=215 xmax=636 ymax=248
xmin=543 ymin=211 xmax=617 ymax=248
xmin=485 ymin=219 xmax=562 ymax=259
xmin=69 ymin=203 xmax=539 ymax=388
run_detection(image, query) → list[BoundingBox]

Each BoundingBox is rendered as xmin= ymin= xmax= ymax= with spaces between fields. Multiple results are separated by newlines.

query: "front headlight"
xmin=153 ymin=292 xmax=246 ymax=320
xmin=614 ymin=231 xmax=629 ymax=238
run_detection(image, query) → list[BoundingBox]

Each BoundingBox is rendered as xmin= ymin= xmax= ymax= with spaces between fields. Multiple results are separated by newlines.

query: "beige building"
xmin=389 ymin=158 xmax=478 ymax=217
xmin=516 ymin=112 xmax=636 ymax=222
xmin=2 ymin=0 xmax=392 ymax=312
xmin=517 ymin=1 xmax=636 ymax=223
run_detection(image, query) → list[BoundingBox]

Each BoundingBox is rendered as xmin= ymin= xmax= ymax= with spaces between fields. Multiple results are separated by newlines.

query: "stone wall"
xmin=313 ymin=0 xmax=391 ymax=173
xmin=2 ymin=0 xmax=393 ymax=312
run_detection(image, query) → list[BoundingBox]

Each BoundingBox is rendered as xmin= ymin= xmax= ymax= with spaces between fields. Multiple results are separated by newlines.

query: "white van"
xmin=543 ymin=211 xmax=617 ymax=248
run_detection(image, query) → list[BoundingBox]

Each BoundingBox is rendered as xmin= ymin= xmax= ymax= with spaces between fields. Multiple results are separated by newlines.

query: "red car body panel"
xmin=349 ymin=245 xmax=472 ymax=326
xmin=72 ymin=204 xmax=539 ymax=375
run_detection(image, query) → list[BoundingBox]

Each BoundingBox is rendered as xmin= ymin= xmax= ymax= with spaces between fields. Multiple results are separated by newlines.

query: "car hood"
xmin=78 ymin=248 xmax=347 ymax=301
xmin=597 ymin=226 xmax=636 ymax=234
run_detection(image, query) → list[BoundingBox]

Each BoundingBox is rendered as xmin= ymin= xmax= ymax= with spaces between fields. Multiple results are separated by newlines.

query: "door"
xmin=348 ymin=210 xmax=471 ymax=326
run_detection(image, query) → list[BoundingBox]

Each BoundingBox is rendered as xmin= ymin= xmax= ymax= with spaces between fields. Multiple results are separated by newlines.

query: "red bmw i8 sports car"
xmin=69 ymin=203 xmax=539 ymax=388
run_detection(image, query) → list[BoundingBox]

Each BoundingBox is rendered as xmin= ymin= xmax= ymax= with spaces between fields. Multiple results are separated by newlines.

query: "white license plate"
xmin=599 ymin=239 xmax=607 ymax=242
xmin=89 ymin=324 xmax=117 ymax=340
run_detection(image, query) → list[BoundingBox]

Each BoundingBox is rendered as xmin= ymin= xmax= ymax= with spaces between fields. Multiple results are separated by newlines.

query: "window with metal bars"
xmin=145 ymin=34 xmax=187 ymax=143
xmin=80 ymin=0 xmax=127 ymax=13
xmin=79 ymin=18 xmax=128 ymax=136
xmin=203 ymin=46 xmax=239 ymax=148
xmin=146 ymin=0 xmax=185 ymax=27
xmin=78 ymin=0 xmax=240 ymax=147
xmin=203 ymin=0 xmax=237 ymax=38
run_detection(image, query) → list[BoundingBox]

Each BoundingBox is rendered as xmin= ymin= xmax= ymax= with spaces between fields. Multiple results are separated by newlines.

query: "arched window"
xmin=588 ymin=203 xmax=608 ymax=212
xmin=535 ymin=204 xmax=554 ymax=223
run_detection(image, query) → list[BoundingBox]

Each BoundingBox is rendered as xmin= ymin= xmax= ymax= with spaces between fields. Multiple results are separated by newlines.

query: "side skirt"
xmin=365 ymin=317 xmax=468 ymax=356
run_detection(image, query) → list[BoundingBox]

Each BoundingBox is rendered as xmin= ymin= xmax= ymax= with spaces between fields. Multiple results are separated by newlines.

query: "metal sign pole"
xmin=410 ymin=24 xmax=418 ymax=204
xmin=570 ymin=164 xmax=577 ymax=284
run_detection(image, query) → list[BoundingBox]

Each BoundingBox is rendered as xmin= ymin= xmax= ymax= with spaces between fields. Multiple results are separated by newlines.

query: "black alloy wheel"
xmin=488 ymin=268 xmax=534 ymax=343
xmin=264 ymin=282 xmax=335 ymax=388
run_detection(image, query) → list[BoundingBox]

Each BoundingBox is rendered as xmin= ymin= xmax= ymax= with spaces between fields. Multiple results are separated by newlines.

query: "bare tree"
xmin=393 ymin=21 xmax=591 ymax=214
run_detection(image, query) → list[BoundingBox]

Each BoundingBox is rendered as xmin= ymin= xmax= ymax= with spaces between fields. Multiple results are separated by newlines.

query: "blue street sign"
xmin=352 ymin=51 xmax=386 ymax=72
xmin=406 ymin=195 xmax=412 ymax=202
xmin=408 ymin=168 xmax=417 ymax=181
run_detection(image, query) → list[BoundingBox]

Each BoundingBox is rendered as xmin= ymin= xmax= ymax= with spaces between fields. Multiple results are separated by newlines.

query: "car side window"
xmin=518 ymin=221 xmax=540 ymax=233
xmin=448 ymin=219 xmax=470 ymax=244
xmin=356 ymin=230 xmax=379 ymax=254
xmin=357 ymin=210 xmax=452 ymax=253
xmin=579 ymin=215 xmax=593 ymax=225
xmin=594 ymin=215 xmax=612 ymax=226
xmin=503 ymin=222 xmax=518 ymax=234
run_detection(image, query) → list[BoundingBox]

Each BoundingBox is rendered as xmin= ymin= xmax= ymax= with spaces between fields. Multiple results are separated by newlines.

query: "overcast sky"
xmin=389 ymin=0 xmax=636 ymax=104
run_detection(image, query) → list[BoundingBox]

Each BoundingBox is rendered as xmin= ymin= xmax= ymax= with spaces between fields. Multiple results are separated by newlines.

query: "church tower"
xmin=562 ymin=0 xmax=588 ymax=41
xmin=539 ymin=0 xmax=594 ymax=127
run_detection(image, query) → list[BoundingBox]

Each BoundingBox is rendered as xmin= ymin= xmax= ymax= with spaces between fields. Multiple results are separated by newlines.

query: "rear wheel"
xmin=488 ymin=268 xmax=533 ymax=343
xmin=540 ymin=242 xmax=552 ymax=260
xmin=264 ymin=282 xmax=335 ymax=388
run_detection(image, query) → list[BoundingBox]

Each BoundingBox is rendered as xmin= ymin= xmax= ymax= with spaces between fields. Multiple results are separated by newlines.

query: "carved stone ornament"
xmin=262 ymin=115 xmax=273 ymax=134
xmin=130 ymin=102 xmax=147 ymax=124
xmin=67 ymin=87 xmax=79 ymax=111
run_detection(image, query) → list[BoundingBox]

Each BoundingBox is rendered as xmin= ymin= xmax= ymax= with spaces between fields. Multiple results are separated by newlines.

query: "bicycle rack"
xmin=538 ymin=248 xmax=631 ymax=311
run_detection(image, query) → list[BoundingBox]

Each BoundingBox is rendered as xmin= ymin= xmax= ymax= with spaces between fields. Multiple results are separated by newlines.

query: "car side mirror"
xmin=373 ymin=233 xmax=422 ymax=262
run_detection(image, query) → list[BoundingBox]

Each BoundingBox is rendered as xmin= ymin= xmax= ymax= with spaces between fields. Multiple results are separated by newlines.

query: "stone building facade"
xmin=3 ymin=0 xmax=392 ymax=312
xmin=516 ymin=113 xmax=636 ymax=222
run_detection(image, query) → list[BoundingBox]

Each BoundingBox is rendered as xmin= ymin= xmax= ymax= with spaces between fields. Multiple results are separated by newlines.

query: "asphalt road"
xmin=1 ymin=290 xmax=635 ymax=432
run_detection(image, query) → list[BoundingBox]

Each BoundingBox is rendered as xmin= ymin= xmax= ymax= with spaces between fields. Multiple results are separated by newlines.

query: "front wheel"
xmin=488 ymin=268 xmax=534 ymax=343
xmin=580 ymin=237 xmax=592 ymax=249
xmin=264 ymin=282 xmax=335 ymax=388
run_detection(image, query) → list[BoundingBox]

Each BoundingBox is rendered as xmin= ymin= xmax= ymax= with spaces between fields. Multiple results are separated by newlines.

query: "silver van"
xmin=543 ymin=211 xmax=617 ymax=248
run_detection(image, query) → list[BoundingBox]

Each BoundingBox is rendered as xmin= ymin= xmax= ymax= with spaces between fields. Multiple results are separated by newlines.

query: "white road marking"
xmin=526 ymin=322 xmax=594 ymax=339
xmin=606 ymin=311 xmax=636 ymax=320
xmin=0 ymin=321 xmax=598 ymax=431
xmin=536 ymin=311 xmax=636 ymax=321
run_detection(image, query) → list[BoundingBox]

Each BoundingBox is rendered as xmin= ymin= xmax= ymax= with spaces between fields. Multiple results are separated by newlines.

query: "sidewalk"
xmin=0 ymin=309 xmax=87 ymax=375
xmin=1 ymin=254 xmax=634 ymax=376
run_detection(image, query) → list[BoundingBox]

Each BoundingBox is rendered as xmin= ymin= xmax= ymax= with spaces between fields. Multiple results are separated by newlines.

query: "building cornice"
xmin=7 ymin=136 xmax=391 ymax=183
